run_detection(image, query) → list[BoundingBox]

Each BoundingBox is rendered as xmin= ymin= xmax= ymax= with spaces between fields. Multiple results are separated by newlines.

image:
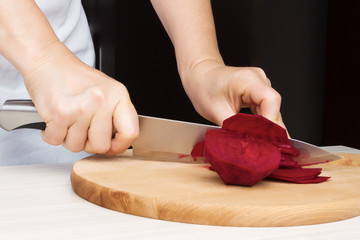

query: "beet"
xmin=222 ymin=113 xmax=289 ymax=146
xmin=203 ymin=129 xmax=281 ymax=186
xmin=278 ymin=160 xmax=302 ymax=169
xmin=292 ymin=176 xmax=331 ymax=184
xmin=192 ymin=113 xmax=330 ymax=186
xmin=269 ymin=168 xmax=330 ymax=183
xmin=277 ymin=144 xmax=300 ymax=156
xmin=191 ymin=140 xmax=205 ymax=157
xmin=269 ymin=168 xmax=322 ymax=180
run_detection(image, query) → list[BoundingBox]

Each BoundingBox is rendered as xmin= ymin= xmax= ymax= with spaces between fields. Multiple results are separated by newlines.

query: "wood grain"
xmin=71 ymin=152 xmax=360 ymax=227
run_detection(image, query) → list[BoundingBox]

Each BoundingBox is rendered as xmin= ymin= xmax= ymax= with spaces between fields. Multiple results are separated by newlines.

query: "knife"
xmin=0 ymin=99 xmax=342 ymax=165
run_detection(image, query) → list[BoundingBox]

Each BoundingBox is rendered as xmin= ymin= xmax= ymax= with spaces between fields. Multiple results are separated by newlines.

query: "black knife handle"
xmin=15 ymin=122 xmax=46 ymax=130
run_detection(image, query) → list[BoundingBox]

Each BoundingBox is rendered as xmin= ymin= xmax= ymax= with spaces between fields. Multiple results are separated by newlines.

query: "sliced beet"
xmin=191 ymin=140 xmax=205 ymax=157
xmin=292 ymin=176 xmax=330 ymax=184
xmin=222 ymin=113 xmax=290 ymax=146
xmin=281 ymin=154 xmax=294 ymax=162
xmin=277 ymin=145 xmax=300 ymax=156
xmin=278 ymin=160 xmax=301 ymax=169
xmin=203 ymin=129 xmax=281 ymax=186
xmin=268 ymin=168 xmax=329 ymax=183
xmin=191 ymin=113 xmax=330 ymax=186
xmin=269 ymin=168 xmax=322 ymax=180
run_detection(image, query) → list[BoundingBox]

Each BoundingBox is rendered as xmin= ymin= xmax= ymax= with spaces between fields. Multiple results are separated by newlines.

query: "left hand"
xmin=181 ymin=59 xmax=287 ymax=130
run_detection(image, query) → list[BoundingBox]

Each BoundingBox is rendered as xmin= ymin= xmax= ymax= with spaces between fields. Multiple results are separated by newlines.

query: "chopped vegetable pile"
xmin=191 ymin=113 xmax=330 ymax=186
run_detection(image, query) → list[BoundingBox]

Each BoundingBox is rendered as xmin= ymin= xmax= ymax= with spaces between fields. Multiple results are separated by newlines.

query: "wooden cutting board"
xmin=71 ymin=151 xmax=360 ymax=227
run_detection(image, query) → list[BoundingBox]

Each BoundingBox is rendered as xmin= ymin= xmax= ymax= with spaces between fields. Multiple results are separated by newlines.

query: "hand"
xmin=24 ymin=42 xmax=139 ymax=154
xmin=150 ymin=0 xmax=286 ymax=131
xmin=181 ymin=60 xmax=287 ymax=130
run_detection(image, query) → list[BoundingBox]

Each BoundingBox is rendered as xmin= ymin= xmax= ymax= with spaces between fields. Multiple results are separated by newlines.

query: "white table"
xmin=1 ymin=146 xmax=360 ymax=240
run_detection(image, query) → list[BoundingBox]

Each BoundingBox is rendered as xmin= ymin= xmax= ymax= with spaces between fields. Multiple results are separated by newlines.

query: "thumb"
xmin=256 ymin=89 xmax=289 ymax=136
xmin=249 ymin=84 xmax=282 ymax=124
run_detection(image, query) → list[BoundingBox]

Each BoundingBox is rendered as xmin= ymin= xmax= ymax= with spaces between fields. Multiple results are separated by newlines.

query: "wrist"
xmin=179 ymin=57 xmax=225 ymax=86
xmin=21 ymin=41 xmax=78 ymax=81
xmin=22 ymin=41 xmax=84 ymax=101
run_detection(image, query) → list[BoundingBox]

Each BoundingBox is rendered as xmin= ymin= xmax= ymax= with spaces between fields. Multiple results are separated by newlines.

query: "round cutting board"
xmin=71 ymin=152 xmax=360 ymax=227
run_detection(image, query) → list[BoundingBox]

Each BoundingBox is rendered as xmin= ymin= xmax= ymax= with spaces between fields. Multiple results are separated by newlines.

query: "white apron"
xmin=0 ymin=0 xmax=95 ymax=165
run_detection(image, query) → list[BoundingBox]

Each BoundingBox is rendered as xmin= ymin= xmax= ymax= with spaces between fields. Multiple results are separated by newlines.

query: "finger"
xmin=277 ymin=112 xmax=290 ymax=138
xmin=84 ymin=108 xmax=113 ymax=154
xmin=106 ymin=97 xmax=139 ymax=155
xmin=62 ymin=118 xmax=90 ymax=152
xmin=250 ymin=85 xmax=282 ymax=123
xmin=249 ymin=105 xmax=259 ymax=115
xmin=41 ymin=121 xmax=68 ymax=146
xmin=204 ymin=101 xmax=237 ymax=126
xmin=251 ymin=103 xmax=289 ymax=137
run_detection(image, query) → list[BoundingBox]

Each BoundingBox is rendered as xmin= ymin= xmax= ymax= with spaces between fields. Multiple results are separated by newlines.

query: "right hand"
xmin=24 ymin=42 xmax=139 ymax=154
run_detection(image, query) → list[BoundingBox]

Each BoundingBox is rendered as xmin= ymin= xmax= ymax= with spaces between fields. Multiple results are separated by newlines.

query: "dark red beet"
xmin=277 ymin=145 xmax=300 ymax=156
xmin=222 ymin=113 xmax=290 ymax=146
xmin=191 ymin=140 xmax=205 ymax=157
xmin=191 ymin=113 xmax=330 ymax=186
xmin=204 ymin=129 xmax=281 ymax=186
xmin=269 ymin=168 xmax=322 ymax=180
xmin=278 ymin=160 xmax=301 ymax=169
xmin=268 ymin=168 xmax=328 ymax=183
xmin=292 ymin=176 xmax=330 ymax=184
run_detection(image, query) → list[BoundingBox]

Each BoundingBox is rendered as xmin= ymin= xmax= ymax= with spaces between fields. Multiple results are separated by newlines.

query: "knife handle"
xmin=0 ymin=100 xmax=45 ymax=131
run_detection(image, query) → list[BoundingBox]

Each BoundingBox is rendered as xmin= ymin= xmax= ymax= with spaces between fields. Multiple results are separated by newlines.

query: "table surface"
xmin=1 ymin=146 xmax=360 ymax=240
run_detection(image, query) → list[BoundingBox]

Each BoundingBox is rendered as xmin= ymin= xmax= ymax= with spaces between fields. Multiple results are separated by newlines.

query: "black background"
xmin=83 ymin=0 xmax=359 ymax=148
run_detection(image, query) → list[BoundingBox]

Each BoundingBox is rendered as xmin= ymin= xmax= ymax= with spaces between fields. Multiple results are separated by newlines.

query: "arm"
xmin=151 ymin=0 xmax=286 ymax=129
xmin=0 ymin=0 xmax=138 ymax=154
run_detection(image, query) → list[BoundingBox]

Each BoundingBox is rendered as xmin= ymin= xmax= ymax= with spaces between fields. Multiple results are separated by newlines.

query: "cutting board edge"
xmin=70 ymin=162 xmax=360 ymax=227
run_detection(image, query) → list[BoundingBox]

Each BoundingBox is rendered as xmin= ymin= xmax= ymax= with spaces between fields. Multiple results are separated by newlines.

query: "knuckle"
xmin=75 ymin=100 xmax=92 ymax=117
xmin=240 ymin=67 xmax=267 ymax=80
xmin=129 ymin=127 xmax=140 ymax=141
xmin=114 ymin=82 xmax=130 ymax=98
xmin=88 ymin=87 xmax=106 ymax=104
xmin=86 ymin=141 xmax=111 ymax=154
xmin=43 ymin=133 xmax=63 ymax=146
xmin=269 ymin=90 xmax=282 ymax=103
xmin=264 ymin=77 xmax=272 ymax=86
xmin=253 ymin=67 xmax=266 ymax=76
xmin=110 ymin=129 xmax=139 ymax=154
xmin=66 ymin=143 xmax=85 ymax=153
xmin=122 ymin=124 xmax=140 ymax=143
xmin=52 ymin=103 xmax=71 ymax=122
xmin=46 ymin=139 xmax=62 ymax=146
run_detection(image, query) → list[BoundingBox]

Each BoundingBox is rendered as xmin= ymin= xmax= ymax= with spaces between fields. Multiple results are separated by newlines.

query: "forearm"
xmin=150 ymin=0 xmax=224 ymax=80
xmin=0 ymin=0 xmax=65 ymax=78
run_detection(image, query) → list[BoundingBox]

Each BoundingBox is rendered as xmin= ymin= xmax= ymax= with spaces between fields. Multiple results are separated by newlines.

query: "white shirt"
xmin=0 ymin=0 xmax=95 ymax=165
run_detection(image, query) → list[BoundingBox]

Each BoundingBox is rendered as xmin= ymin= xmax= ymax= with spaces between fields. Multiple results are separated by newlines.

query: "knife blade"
xmin=0 ymin=99 xmax=342 ymax=165
xmin=131 ymin=114 xmax=342 ymax=165
xmin=0 ymin=100 xmax=45 ymax=131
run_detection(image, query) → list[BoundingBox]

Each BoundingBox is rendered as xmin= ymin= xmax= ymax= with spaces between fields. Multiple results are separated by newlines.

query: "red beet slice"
xmin=269 ymin=168 xmax=322 ymax=180
xmin=278 ymin=160 xmax=301 ymax=169
xmin=292 ymin=176 xmax=330 ymax=184
xmin=222 ymin=113 xmax=290 ymax=146
xmin=280 ymin=154 xmax=295 ymax=162
xmin=277 ymin=144 xmax=300 ymax=156
xmin=268 ymin=168 xmax=329 ymax=183
xmin=204 ymin=129 xmax=281 ymax=186
xmin=191 ymin=140 xmax=205 ymax=157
